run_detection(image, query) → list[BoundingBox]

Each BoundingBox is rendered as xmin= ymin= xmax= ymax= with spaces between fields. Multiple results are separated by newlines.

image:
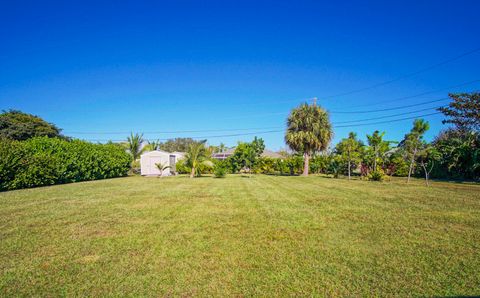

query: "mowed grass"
xmin=1 ymin=175 xmax=479 ymax=297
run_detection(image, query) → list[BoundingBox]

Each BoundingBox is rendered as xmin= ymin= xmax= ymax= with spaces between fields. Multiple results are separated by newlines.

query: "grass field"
xmin=1 ymin=175 xmax=479 ymax=297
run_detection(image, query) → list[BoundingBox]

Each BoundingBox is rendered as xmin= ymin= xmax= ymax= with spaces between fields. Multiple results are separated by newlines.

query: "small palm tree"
xmin=405 ymin=119 xmax=430 ymax=183
xmin=366 ymin=130 xmax=386 ymax=172
xmin=219 ymin=142 xmax=226 ymax=153
xmin=336 ymin=132 xmax=363 ymax=180
xmin=185 ymin=140 xmax=211 ymax=178
xmin=127 ymin=132 xmax=145 ymax=161
xmin=149 ymin=139 xmax=161 ymax=151
xmin=285 ymin=103 xmax=333 ymax=176
xmin=155 ymin=162 xmax=171 ymax=177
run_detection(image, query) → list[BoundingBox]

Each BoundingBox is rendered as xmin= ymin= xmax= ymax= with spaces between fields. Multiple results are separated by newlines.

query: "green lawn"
xmin=1 ymin=175 xmax=479 ymax=297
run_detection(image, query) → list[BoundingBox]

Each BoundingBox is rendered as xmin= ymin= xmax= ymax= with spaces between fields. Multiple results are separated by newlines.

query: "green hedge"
xmin=0 ymin=137 xmax=132 ymax=191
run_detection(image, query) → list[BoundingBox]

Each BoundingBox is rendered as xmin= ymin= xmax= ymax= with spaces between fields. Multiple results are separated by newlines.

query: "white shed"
xmin=140 ymin=150 xmax=183 ymax=176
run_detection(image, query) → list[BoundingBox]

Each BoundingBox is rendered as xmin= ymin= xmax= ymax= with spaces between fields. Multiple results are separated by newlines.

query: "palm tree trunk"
xmin=190 ymin=167 xmax=195 ymax=178
xmin=348 ymin=159 xmax=351 ymax=180
xmin=407 ymin=145 xmax=417 ymax=183
xmin=421 ymin=162 xmax=429 ymax=186
xmin=303 ymin=152 xmax=309 ymax=176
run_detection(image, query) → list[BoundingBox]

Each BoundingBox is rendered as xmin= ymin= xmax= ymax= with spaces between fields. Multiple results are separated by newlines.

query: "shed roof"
xmin=171 ymin=151 xmax=186 ymax=156
xmin=141 ymin=150 xmax=171 ymax=157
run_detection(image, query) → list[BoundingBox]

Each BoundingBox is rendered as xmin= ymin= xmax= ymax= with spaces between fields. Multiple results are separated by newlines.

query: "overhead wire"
xmin=62 ymin=46 xmax=480 ymax=140
xmin=333 ymin=105 xmax=446 ymax=124
xmin=64 ymin=97 xmax=450 ymax=136
xmin=333 ymin=112 xmax=442 ymax=128
xmin=329 ymin=98 xmax=449 ymax=114
xmin=81 ymin=110 xmax=443 ymax=142
xmin=341 ymin=79 xmax=480 ymax=108
xmin=318 ymin=47 xmax=480 ymax=99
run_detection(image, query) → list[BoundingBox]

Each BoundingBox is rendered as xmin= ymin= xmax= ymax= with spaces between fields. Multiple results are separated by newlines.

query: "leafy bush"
xmin=309 ymin=155 xmax=329 ymax=174
xmin=197 ymin=160 xmax=214 ymax=176
xmin=214 ymin=161 xmax=227 ymax=178
xmin=236 ymin=156 xmax=304 ymax=176
xmin=326 ymin=155 xmax=342 ymax=178
xmin=174 ymin=159 xmax=190 ymax=174
xmin=392 ymin=158 xmax=409 ymax=177
xmin=175 ymin=156 xmax=214 ymax=176
xmin=130 ymin=160 xmax=141 ymax=175
xmin=253 ymin=157 xmax=276 ymax=174
xmin=284 ymin=155 xmax=304 ymax=175
xmin=0 ymin=137 xmax=131 ymax=191
xmin=367 ymin=169 xmax=386 ymax=181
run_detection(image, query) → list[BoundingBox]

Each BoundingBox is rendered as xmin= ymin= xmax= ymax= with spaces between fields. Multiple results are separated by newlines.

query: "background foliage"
xmin=0 ymin=110 xmax=63 ymax=141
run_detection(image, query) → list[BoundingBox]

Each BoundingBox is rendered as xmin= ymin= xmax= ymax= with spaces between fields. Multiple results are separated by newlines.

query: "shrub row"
xmin=0 ymin=137 xmax=132 ymax=191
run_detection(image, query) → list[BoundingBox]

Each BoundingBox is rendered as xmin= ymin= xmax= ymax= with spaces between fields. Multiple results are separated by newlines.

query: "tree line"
xmin=282 ymin=92 xmax=479 ymax=182
xmin=1 ymin=92 xmax=478 ymax=183
xmin=171 ymin=92 xmax=479 ymax=181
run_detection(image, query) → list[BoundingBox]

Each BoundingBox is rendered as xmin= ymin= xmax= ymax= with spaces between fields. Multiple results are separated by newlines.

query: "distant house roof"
xmin=211 ymin=148 xmax=234 ymax=160
xmin=211 ymin=148 xmax=282 ymax=159
xmin=261 ymin=149 xmax=282 ymax=158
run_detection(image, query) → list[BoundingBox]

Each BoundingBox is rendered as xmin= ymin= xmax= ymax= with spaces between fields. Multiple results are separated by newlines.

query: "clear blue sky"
xmin=1 ymin=0 xmax=479 ymax=150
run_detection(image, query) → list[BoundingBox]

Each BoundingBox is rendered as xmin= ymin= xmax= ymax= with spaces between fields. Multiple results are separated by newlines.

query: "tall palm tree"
xmin=185 ymin=140 xmax=211 ymax=178
xmin=285 ymin=103 xmax=333 ymax=176
xmin=127 ymin=132 xmax=145 ymax=161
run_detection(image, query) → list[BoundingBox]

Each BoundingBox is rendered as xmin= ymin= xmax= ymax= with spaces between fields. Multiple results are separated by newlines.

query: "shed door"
xmin=169 ymin=155 xmax=176 ymax=172
xmin=149 ymin=157 xmax=163 ymax=175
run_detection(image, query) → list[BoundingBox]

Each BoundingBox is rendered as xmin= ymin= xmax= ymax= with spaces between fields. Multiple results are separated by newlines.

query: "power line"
xmin=196 ymin=48 xmax=480 ymax=108
xmin=65 ymin=98 xmax=449 ymax=135
xmin=196 ymin=79 xmax=479 ymax=119
xmin=333 ymin=106 xmax=444 ymax=124
xmin=343 ymin=79 xmax=480 ymax=108
xmin=61 ymin=80 xmax=478 ymax=133
xmin=82 ymin=111 xmax=442 ymax=142
xmin=329 ymin=98 xmax=449 ymax=114
xmin=85 ymin=129 xmax=284 ymax=142
xmin=66 ymin=126 xmax=283 ymax=135
xmin=227 ymin=76 xmax=477 ymax=109
xmin=333 ymin=112 xmax=442 ymax=128
xmin=319 ymin=47 xmax=480 ymax=99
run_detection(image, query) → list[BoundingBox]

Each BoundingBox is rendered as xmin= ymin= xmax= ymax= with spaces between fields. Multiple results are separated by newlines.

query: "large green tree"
xmin=438 ymin=92 xmax=479 ymax=132
xmin=229 ymin=137 xmax=265 ymax=174
xmin=335 ymin=132 xmax=363 ymax=180
xmin=432 ymin=129 xmax=480 ymax=180
xmin=0 ymin=110 xmax=62 ymax=140
xmin=285 ymin=103 xmax=333 ymax=176
xmin=159 ymin=138 xmax=199 ymax=152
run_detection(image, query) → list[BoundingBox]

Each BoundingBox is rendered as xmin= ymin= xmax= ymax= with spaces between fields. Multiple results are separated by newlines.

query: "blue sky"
xmin=1 ymin=0 xmax=479 ymax=150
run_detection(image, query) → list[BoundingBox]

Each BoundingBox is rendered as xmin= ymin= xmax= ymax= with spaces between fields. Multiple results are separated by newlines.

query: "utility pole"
xmin=312 ymin=97 xmax=317 ymax=107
